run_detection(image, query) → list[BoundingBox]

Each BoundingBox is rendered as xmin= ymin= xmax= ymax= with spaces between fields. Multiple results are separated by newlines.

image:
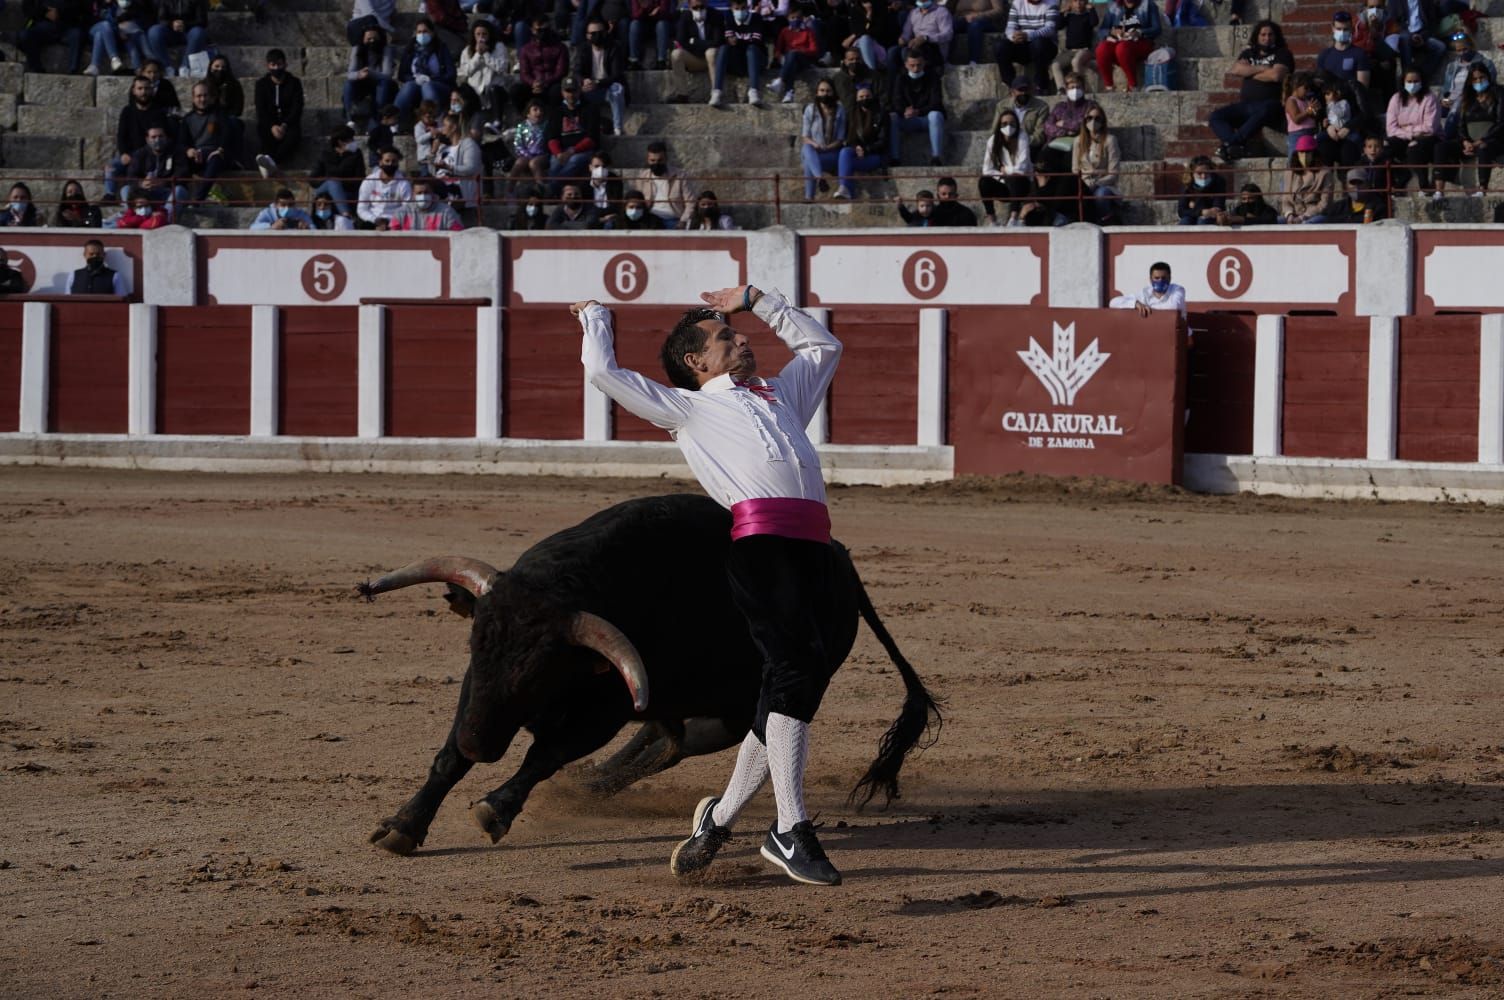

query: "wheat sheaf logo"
xmin=1017 ymin=322 xmax=1110 ymax=407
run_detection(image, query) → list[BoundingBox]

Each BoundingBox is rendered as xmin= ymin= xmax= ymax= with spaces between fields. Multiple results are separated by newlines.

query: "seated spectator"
xmin=510 ymin=183 xmax=549 ymax=229
xmin=631 ymin=140 xmax=693 ymax=227
xmin=933 ymin=175 xmax=978 ymax=225
xmin=993 ymin=0 xmax=1057 ymax=94
xmin=512 ymin=14 xmax=569 ymax=113
xmin=140 ymin=60 xmax=181 ymax=114
xmin=1109 ymin=260 xmax=1186 ymax=317
xmin=346 ymin=25 xmax=400 ymax=134
xmin=801 ymin=78 xmax=846 ymax=200
xmin=1352 ymin=0 xmax=1401 ymax=94
xmin=994 ymin=74 xmax=1049 ymax=156
xmin=604 ymin=188 xmax=661 ymax=229
xmin=1315 ymin=11 xmax=1371 ymax=114
xmin=250 ymin=188 xmax=314 ymax=230
xmin=310 ymin=192 xmax=356 ymax=230
xmin=458 ymin=20 xmax=509 ymax=127
xmin=1439 ymin=28 xmax=1493 ymax=116
xmin=843 ymin=0 xmax=897 ymax=72
xmin=587 ymin=150 xmax=624 ymax=225
xmin=146 ymin=0 xmax=209 ymax=77
xmin=178 ymin=81 xmax=227 ymax=203
xmin=86 ymin=0 xmax=149 ymax=76
xmin=979 ymin=109 xmax=1033 ymax=225
xmin=1071 ymin=105 xmax=1120 ymax=223
xmin=367 ymin=104 xmax=400 ymax=169
xmin=1382 ymin=0 xmax=1446 ymax=80
xmin=1209 ymin=20 xmax=1293 ymax=162
xmin=1177 ymin=154 xmax=1227 ymax=225
xmin=396 ymin=18 xmax=458 ymax=120
xmin=714 ymin=0 xmax=767 ymax=108
xmin=390 ymin=175 xmax=465 ymax=230
xmin=1280 ymin=135 xmax=1332 ymax=223
xmin=0 ymin=250 xmax=28 ymax=294
xmin=507 ymin=98 xmax=550 ymax=191
xmin=55 ymin=180 xmax=103 ymax=228
xmin=357 ymin=146 xmax=413 ymax=227
xmin=19 ymin=0 xmax=88 ymax=75
xmin=0 ymin=184 xmax=41 ymax=228
xmin=887 ymin=0 xmax=953 ymax=86
xmin=628 ymin=0 xmax=674 ymax=70
xmin=576 ymin=16 xmax=628 ymax=134
xmin=544 ymin=181 xmax=599 ymax=228
xmin=1317 ymin=79 xmax=1359 ymax=167
xmin=769 ymin=7 xmax=820 ymax=104
xmin=896 ymin=188 xmax=937 ymax=225
xmin=205 ymin=56 xmax=246 ymax=167
xmin=1213 ymin=181 xmax=1279 ymax=225
xmin=113 ymin=193 xmax=171 ymax=229
xmin=71 ymin=240 xmax=123 ymax=294
xmin=254 ymin=49 xmax=304 ymax=178
xmin=1324 ymin=168 xmax=1387 ymax=221
xmin=830 ymin=45 xmax=877 ymax=116
xmin=1041 ymin=70 xmax=1100 ymax=182
xmin=837 ymin=78 xmax=886 ymax=197
xmin=433 ymin=113 xmax=483 ymax=220
xmin=347 ymin=0 xmax=396 ymax=46
xmin=311 ymin=125 xmax=366 ymax=219
xmin=953 ymin=0 xmax=1003 ymax=68
xmin=415 ymin=101 xmax=441 ymax=173
xmin=1385 ymin=69 xmax=1441 ymax=197
xmin=1354 ymin=134 xmax=1394 ymax=213
xmin=1283 ymin=71 xmax=1322 ymax=155
xmin=667 ymin=0 xmax=723 ymax=103
xmin=888 ymin=51 xmax=946 ymax=166
xmin=546 ymin=79 xmax=600 ymax=193
xmin=1095 ymin=0 xmax=1160 ymax=93
xmin=123 ymin=124 xmax=188 ymax=219
xmin=1051 ymin=0 xmax=1098 ymax=91
xmin=687 ymin=189 xmax=738 ymax=230
xmin=1438 ymin=65 xmax=1504 ymax=198
xmin=105 ymin=76 xmax=167 ymax=204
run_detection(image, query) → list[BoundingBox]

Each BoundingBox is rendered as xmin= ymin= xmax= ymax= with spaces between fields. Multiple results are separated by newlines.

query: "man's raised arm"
xmin=576 ymin=301 xmax=691 ymax=430
xmin=754 ymin=288 xmax=842 ymax=423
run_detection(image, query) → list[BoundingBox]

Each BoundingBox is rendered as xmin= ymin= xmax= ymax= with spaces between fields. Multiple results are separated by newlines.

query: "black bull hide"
xmin=360 ymin=493 xmax=939 ymax=858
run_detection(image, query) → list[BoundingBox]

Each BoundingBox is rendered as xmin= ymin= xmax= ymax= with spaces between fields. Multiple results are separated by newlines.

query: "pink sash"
xmin=730 ymin=498 xmax=831 ymax=543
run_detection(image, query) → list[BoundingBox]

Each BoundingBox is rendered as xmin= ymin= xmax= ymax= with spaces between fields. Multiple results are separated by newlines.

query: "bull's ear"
xmin=442 ymin=583 xmax=477 ymax=619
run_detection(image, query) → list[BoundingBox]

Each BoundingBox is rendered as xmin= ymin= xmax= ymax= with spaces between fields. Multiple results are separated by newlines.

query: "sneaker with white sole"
xmin=255 ymin=154 xmax=277 ymax=178
xmin=82 ymin=63 xmax=100 ymax=76
xmin=760 ymin=821 xmax=841 ymax=886
xmin=669 ymin=795 xmax=731 ymax=877
xmin=109 ymin=56 xmax=124 ymax=72
xmin=747 ymin=88 xmax=760 ymax=105
xmin=767 ymin=78 xmax=784 ymax=96
xmin=781 ymin=88 xmax=795 ymax=103
xmin=708 ymin=88 xmax=723 ymax=107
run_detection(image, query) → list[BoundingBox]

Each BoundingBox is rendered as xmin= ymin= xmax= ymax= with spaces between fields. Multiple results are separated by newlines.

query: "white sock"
xmin=710 ymin=733 xmax=768 ymax=829
xmin=765 ymin=712 xmax=809 ymax=834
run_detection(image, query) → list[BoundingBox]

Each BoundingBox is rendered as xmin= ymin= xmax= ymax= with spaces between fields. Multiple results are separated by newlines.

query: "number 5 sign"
xmin=200 ymin=236 xmax=450 ymax=305
xmin=1107 ymin=233 xmax=1356 ymax=313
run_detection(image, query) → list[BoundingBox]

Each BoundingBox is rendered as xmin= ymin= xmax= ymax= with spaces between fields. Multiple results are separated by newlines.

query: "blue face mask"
xmin=1474 ymin=79 xmax=1491 ymax=93
xmin=415 ymin=32 xmax=432 ymax=46
xmin=276 ymin=205 xmax=290 ymax=218
xmin=315 ymin=207 xmax=332 ymax=220
xmin=1193 ymin=175 xmax=1211 ymax=189
xmin=1151 ymin=278 xmax=1170 ymax=294
xmin=9 ymin=201 xmax=24 ymax=214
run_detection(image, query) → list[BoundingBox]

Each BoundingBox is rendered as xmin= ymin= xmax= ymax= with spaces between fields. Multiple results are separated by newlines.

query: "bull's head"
xmin=358 ymin=557 xmax=650 ymax=761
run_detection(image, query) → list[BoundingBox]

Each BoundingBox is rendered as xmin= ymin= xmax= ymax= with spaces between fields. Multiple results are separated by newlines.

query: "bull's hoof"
xmin=471 ymin=800 xmax=512 ymax=844
xmin=368 ymin=817 xmax=422 ymax=856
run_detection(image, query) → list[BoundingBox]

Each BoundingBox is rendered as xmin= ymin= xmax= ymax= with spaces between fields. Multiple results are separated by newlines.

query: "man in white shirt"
xmin=573 ymin=284 xmax=845 ymax=887
xmin=1109 ymin=260 xmax=1187 ymax=319
xmin=356 ymin=146 xmax=413 ymax=228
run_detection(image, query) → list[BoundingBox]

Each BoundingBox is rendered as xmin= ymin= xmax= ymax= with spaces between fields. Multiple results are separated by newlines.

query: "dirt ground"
xmin=3 ymin=468 xmax=1504 ymax=999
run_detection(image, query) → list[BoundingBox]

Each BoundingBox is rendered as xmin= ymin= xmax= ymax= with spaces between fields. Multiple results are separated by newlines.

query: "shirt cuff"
xmin=750 ymin=286 xmax=786 ymax=323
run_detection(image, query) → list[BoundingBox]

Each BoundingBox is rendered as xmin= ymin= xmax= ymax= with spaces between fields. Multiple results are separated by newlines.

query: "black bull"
xmin=357 ymin=494 xmax=940 ymax=857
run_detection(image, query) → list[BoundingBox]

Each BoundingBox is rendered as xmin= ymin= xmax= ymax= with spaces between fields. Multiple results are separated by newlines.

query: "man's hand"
xmin=172 ymin=18 xmax=185 ymax=31
xmin=271 ymin=217 xmax=287 ymax=230
xmin=700 ymin=285 xmax=760 ymax=313
xmin=582 ymin=78 xmax=597 ymax=91
xmin=569 ymin=299 xmax=602 ymax=316
xmin=1134 ymin=301 xmax=1152 ymax=317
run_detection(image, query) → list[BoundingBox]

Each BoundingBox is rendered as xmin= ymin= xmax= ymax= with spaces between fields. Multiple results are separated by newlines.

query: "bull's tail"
xmin=847 ymin=566 xmax=942 ymax=809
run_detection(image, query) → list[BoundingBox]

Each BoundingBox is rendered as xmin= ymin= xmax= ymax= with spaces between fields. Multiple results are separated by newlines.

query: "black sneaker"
xmin=669 ymin=795 xmax=731 ymax=877
xmin=760 ymin=820 xmax=841 ymax=886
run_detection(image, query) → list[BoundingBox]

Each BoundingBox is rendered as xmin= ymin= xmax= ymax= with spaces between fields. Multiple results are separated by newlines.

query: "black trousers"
xmin=726 ymin=534 xmax=839 ymax=741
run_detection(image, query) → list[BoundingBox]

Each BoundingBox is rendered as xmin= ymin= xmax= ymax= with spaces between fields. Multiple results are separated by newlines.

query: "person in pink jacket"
xmin=1385 ymin=67 xmax=1443 ymax=198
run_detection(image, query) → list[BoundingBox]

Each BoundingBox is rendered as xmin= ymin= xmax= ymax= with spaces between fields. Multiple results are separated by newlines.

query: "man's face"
xmin=85 ymin=246 xmax=105 ymax=266
xmin=647 ymin=150 xmax=667 ymax=171
xmin=843 ymin=50 xmax=860 ymax=73
xmin=587 ymin=20 xmax=605 ymax=42
xmin=1452 ymin=32 xmax=1470 ymax=51
xmin=147 ymin=127 xmax=168 ymax=149
xmin=379 ymin=153 xmax=399 ymax=172
xmin=531 ymin=19 xmax=549 ymax=36
xmin=562 ymin=185 xmax=582 ymax=205
xmin=1150 ymin=268 xmax=1171 ymax=287
xmin=1012 ymin=86 xmax=1030 ymax=104
xmin=131 ymin=79 xmax=150 ymax=103
xmin=688 ymin=319 xmax=754 ymax=383
xmin=192 ymin=86 xmax=209 ymax=110
xmin=267 ymin=59 xmax=285 ymax=76
xmin=1239 ymin=192 xmax=1259 ymax=209
xmin=936 ymin=184 xmax=956 ymax=202
xmin=905 ymin=56 xmax=922 ymax=76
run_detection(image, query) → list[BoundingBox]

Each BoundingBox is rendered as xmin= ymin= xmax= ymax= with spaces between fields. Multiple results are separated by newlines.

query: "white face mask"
xmin=1000 ymin=124 xmax=1017 ymax=137
xmin=1066 ymin=87 xmax=1082 ymax=102
xmin=591 ymin=165 xmax=607 ymax=179
xmin=691 ymin=7 xmax=705 ymax=18
xmin=626 ymin=206 xmax=644 ymax=220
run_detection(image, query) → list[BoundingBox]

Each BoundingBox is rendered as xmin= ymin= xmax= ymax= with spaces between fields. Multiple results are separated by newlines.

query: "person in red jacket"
xmin=509 ymin=13 xmax=569 ymax=115
xmin=768 ymin=8 xmax=819 ymax=103
xmin=114 ymin=195 xmax=172 ymax=230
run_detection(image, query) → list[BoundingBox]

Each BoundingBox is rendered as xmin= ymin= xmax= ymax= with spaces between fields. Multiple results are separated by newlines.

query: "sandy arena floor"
xmin=3 ymin=468 xmax=1504 ymax=998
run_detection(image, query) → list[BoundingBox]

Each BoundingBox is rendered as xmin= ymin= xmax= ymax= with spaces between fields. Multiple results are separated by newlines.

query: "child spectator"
xmin=310 ymin=192 xmax=356 ymax=230
xmin=508 ymin=99 xmax=550 ymax=191
xmin=1280 ymin=135 xmax=1332 ymax=223
xmin=1051 ymin=0 xmax=1098 ymax=92
xmin=1318 ymin=80 xmax=1358 ymax=167
xmin=415 ymin=100 xmax=441 ymax=172
xmin=1177 ymin=154 xmax=1227 ymax=224
xmin=113 ymin=194 xmax=171 ymax=230
xmin=769 ymin=7 xmax=821 ymax=103
xmin=1283 ymin=72 xmax=1321 ymax=155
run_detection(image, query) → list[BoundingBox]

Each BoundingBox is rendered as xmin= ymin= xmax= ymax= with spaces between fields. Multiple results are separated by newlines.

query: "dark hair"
xmin=142 ymin=58 xmax=163 ymax=73
xmin=8 ymin=182 xmax=30 ymax=201
xmin=624 ymin=187 xmax=646 ymax=201
xmin=265 ymin=48 xmax=286 ymax=63
xmin=331 ymin=124 xmax=355 ymax=145
xmin=697 ymin=189 xmax=718 ymax=201
xmin=413 ymin=17 xmax=434 ymax=31
xmin=275 ymin=187 xmax=295 ymax=201
xmin=60 ymin=179 xmax=85 ymax=201
xmin=377 ymin=145 xmax=401 ymax=159
xmin=379 ymin=103 xmax=400 ymax=119
xmin=936 ymin=176 xmax=958 ymax=190
xmin=1248 ymin=18 xmax=1285 ymax=49
xmin=1150 ymin=261 xmax=1171 ymax=276
xmin=660 ymin=308 xmax=722 ymax=390
xmin=915 ymin=188 xmax=935 ymax=200
xmin=647 ymin=140 xmax=668 ymax=156
xmin=84 ymin=238 xmax=104 ymax=252
xmin=1240 ymin=181 xmax=1263 ymax=194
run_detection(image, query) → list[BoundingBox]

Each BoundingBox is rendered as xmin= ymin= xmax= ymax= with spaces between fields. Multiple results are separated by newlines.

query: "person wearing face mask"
xmin=632 ymin=140 xmax=696 ymax=226
xmin=249 ymin=188 xmax=314 ymax=230
xmin=113 ymin=195 xmax=170 ymax=230
xmin=347 ymin=25 xmax=401 ymax=135
xmin=105 ymin=77 xmax=167 ymax=204
xmin=433 ymin=113 xmax=483 ymax=221
xmin=1050 ymin=0 xmax=1098 ymax=92
xmin=310 ymin=126 xmax=367 ymax=222
xmin=309 ymin=193 xmax=355 ymax=231
xmin=990 ymin=75 xmax=1048 ymax=157
xmin=1177 ymin=153 xmax=1228 ymax=225
xmin=55 ymin=180 xmax=103 ymax=228
xmin=70 ymin=241 xmax=124 ymax=295
xmin=604 ymin=188 xmax=664 ymax=229
xmin=1094 ymin=0 xmax=1161 ymax=92
xmin=573 ymin=17 xmax=630 ymax=133
xmin=458 ymin=21 xmax=509 ymax=127
xmin=979 ymin=110 xmax=1034 ymax=225
xmin=1315 ymin=11 xmax=1372 ymax=101
xmin=86 ymin=0 xmax=150 ymax=76
xmin=1351 ymin=0 xmax=1399 ymax=92
xmin=508 ymin=183 xmax=548 ymax=230
xmin=1385 ymin=69 xmax=1442 ymax=199
xmin=1208 ymin=20 xmax=1293 ymax=163
xmin=123 ymin=125 xmax=188 ymax=221
xmin=139 ymin=60 xmax=182 ymax=114
xmin=1439 ymin=29 xmax=1493 ymax=113
xmin=714 ymin=0 xmax=768 ymax=107
xmin=828 ymin=46 xmax=876 ymax=116
xmin=883 ymin=0 xmax=952 ymax=89
xmin=0 ymin=183 xmax=39 ymax=229
xmin=145 ymin=0 xmax=210 ymax=80
xmin=510 ymin=16 xmax=569 ymax=113
xmin=993 ymin=0 xmax=1059 ymax=95
xmin=543 ymin=181 xmax=601 ymax=230
xmin=836 ymin=79 xmax=887 ymax=197
xmin=800 ymin=79 xmax=847 ymax=199
xmin=585 ymin=151 xmax=624 ymax=223
xmin=1071 ymin=106 xmax=1120 ymax=223
xmin=390 ymin=176 xmax=465 ymax=231
xmin=544 ymin=79 xmax=602 ymax=196
xmin=1280 ymin=135 xmax=1332 ymax=224
xmin=1109 ymin=262 xmax=1186 ymax=319
xmin=1324 ymin=168 xmax=1389 ymax=222
xmin=1213 ymin=181 xmax=1279 ymax=226
xmin=254 ymin=49 xmax=305 ymax=178
xmin=357 ymin=146 xmax=414 ymax=227
xmin=840 ymin=0 xmax=897 ymax=72
xmin=1437 ymin=66 xmax=1504 ymax=199
xmin=687 ymin=189 xmax=739 ymax=230
xmin=396 ymin=18 xmax=458 ymax=121
xmin=1042 ymin=71 xmax=1100 ymax=157
xmin=887 ymin=52 xmax=946 ymax=166
xmin=768 ymin=7 xmax=821 ymax=104
xmin=668 ymin=0 xmax=724 ymax=103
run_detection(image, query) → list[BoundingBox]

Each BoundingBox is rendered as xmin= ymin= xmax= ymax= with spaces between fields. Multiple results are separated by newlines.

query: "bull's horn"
xmin=358 ymin=557 xmax=499 ymax=600
xmin=569 ymin=612 xmax=649 ymax=713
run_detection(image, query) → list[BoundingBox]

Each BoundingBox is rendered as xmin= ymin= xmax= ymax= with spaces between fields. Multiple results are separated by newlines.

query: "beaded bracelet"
xmin=742 ymin=285 xmax=756 ymax=312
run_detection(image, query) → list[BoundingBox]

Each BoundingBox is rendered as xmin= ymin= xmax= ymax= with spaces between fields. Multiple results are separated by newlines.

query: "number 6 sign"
xmin=1206 ymin=248 xmax=1253 ymax=299
xmin=603 ymin=252 xmax=648 ymax=301
xmin=901 ymin=250 xmax=948 ymax=300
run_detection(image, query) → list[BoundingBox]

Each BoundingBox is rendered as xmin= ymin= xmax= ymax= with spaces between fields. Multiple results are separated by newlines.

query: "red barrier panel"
xmin=385 ymin=306 xmax=475 ymax=438
xmin=1397 ymin=316 xmax=1480 ymax=462
xmin=0 ymin=303 xmax=21 ymax=432
xmin=1186 ymin=313 xmax=1256 ymax=455
xmin=948 ymin=307 xmax=1185 ymax=484
xmin=157 ymin=306 xmax=252 ymax=435
xmin=279 ymin=306 xmax=358 ymax=436
xmin=827 ymin=308 xmax=918 ymax=445
xmin=502 ymin=307 xmax=583 ymax=440
xmin=1281 ymin=317 xmax=1368 ymax=459
xmin=50 ymin=302 xmax=128 ymax=433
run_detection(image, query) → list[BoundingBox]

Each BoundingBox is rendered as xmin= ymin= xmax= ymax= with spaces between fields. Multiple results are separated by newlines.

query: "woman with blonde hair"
xmin=1071 ymin=104 xmax=1120 ymax=223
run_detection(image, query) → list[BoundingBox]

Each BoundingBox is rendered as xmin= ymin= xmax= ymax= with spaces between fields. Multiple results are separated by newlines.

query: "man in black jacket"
xmin=576 ymin=16 xmax=629 ymax=135
xmin=18 ymin=0 xmax=89 ymax=74
xmin=545 ymin=79 xmax=601 ymax=195
xmin=125 ymin=124 xmax=189 ymax=220
xmin=70 ymin=241 xmax=124 ymax=296
xmin=254 ymin=48 xmax=305 ymax=177
xmin=887 ymin=51 xmax=946 ymax=166
xmin=667 ymin=0 xmax=723 ymax=102
xmin=105 ymin=77 xmax=169 ymax=204
xmin=0 ymin=252 xmax=29 ymax=295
